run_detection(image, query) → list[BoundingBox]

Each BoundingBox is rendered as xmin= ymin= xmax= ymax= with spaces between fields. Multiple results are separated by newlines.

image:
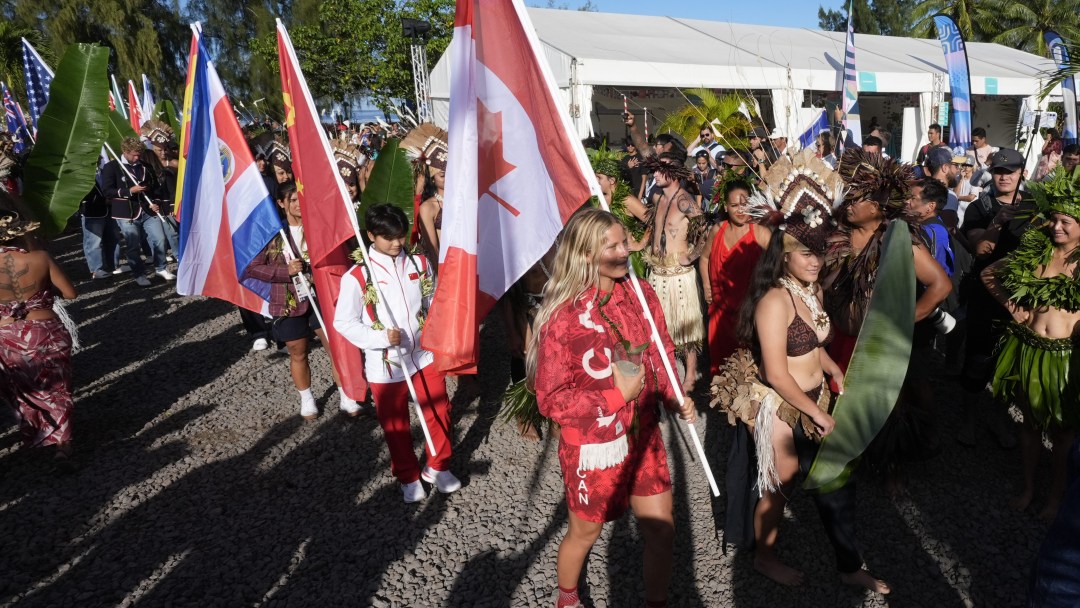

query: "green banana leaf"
xmin=805 ymin=220 xmax=916 ymax=492
xmin=21 ymin=44 xmax=110 ymax=237
xmin=154 ymin=99 xmax=179 ymax=133
xmin=363 ymin=138 xmax=414 ymax=231
xmin=104 ymin=109 xmax=138 ymax=159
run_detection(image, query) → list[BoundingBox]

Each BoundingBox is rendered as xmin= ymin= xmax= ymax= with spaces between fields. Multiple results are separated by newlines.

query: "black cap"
xmin=989 ymin=148 xmax=1024 ymax=171
xmin=926 ymin=147 xmax=954 ymax=171
xmin=750 ymin=127 xmax=768 ymax=139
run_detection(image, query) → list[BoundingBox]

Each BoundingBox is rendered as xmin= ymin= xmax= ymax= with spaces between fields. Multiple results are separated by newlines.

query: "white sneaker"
xmin=252 ymin=338 xmax=269 ymax=351
xmin=155 ymin=269 xmax=176 ymax=281
xmin=300 ymin=398 xmax=318 ymax=420
xmin=134 ymin=275 xmax=151 ymax=287
xmin=339 ymin=394 xmax=362 ymax=417
xmin=421 ymin=466 xmax=461 ymax=494
xmin=401 ymin=480 xmax=426 ymax=503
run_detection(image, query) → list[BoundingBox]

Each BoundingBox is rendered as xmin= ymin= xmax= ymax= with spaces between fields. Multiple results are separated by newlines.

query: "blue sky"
xmin=584 ymin=0 xmax=838 ymax=29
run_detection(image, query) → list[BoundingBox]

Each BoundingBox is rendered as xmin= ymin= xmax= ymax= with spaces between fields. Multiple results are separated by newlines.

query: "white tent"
xmin=429 ymin=7 xmax=1061 ymax=163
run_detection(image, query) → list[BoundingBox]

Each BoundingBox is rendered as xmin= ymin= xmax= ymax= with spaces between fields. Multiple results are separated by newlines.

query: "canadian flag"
xmin=421 ymin=0 xmax=594 ymax=373
xmin=127 ymin=79 xmax=143 ymax=133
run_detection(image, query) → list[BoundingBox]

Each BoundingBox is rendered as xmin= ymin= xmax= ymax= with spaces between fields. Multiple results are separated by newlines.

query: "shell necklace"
xmin=779 ymin=276 xmax=830 ymax=331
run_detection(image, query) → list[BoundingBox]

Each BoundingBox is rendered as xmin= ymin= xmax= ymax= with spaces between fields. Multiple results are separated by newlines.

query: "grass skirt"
xmin=645 ymin=254 xmax=703 ymax=352
xmin=992 ymin=322 xmax=1080 ymax=430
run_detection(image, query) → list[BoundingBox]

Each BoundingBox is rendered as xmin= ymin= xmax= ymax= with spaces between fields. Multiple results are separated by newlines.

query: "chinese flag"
xmin=277 ymin=20 xmax=368 ymax=401
xmin=420 ymin=0 xmax=593 ymax=373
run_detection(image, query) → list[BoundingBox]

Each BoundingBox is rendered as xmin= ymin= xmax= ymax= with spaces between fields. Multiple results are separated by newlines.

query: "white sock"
xmin=338 ymin=387 xmax=351 ymax=402
xmin=298 ymin=388 xmax=315 ymax=402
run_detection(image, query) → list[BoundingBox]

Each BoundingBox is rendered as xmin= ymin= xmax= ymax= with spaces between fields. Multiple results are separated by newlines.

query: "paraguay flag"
xmin=176 ymin=28 xmax=282 ymax=313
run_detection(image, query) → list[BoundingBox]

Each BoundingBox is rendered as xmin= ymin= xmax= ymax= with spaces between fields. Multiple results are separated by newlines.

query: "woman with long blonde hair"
xmin=528 ymin=208 xmax=695 ymax=608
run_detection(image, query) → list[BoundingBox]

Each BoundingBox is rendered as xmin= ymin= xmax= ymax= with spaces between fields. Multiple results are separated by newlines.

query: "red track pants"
xmin=370 ymin=365 xmax=453 ymax=484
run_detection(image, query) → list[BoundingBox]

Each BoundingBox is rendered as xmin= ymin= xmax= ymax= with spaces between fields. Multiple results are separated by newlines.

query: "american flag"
xmin=2 ymin=81 xmax=30 ymax=153
xmin=21 ymin=37 xmax=54 ymax=130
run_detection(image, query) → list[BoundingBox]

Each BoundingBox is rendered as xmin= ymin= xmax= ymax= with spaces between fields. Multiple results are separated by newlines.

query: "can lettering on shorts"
xmin=576 ymin=465 xmax=589 ymax=505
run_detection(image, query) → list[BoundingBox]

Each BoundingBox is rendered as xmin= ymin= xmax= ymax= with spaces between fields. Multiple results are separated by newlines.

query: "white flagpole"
xmin=102 ymin=141 xmax=170 ymax=230
xmin=508 ymin=0 xmax=719 ymax=497
xmin=276 ymin=19 xmax=436 ymax=456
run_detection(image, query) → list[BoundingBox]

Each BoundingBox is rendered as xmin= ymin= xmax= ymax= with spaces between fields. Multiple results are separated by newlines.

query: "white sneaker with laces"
xmin=156 ymin=269 xmax=176 ymax=281
xmin=421 ymin=466 xmax=462 ymax=494
xmin=401 ymin=480 xmax=426 ymax=503
xmin=134 ymin=275 xmax=151 ymax=287
xmin=251 ymin=338 xmax=269 ymax=351
xmin=300 ymin=397 xmax=318 ymax=420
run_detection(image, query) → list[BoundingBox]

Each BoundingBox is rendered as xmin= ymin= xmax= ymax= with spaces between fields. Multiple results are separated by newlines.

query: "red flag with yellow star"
xmin=277 ymin=19 xmax=367 ymax=401
xmin=421 ymin=0 xmax=594 ymax=373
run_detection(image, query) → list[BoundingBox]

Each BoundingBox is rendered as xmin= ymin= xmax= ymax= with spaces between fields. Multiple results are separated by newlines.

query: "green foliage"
xmin=362 ymin=138 xmax=415 ymax=231
xmin=498 ymin=379 xmax=552 ymax=433
xmin=22 ymin=44 xmax=110 ymax=237
xmin=0 ymin=22 xmax=53 ymax=103
xmin=982 ymin=0 xmax=1080 ymax=57
xmin=104 ymin=109 xmax=137 ymax=159
xmin=154 ymin=99 xmax=179 ymax=134
xmin=656 ymin=89 xmax=755 ymax=148
xmin=805 ymin=220 xmax=916 ymax=491
xmin=7 ymin=0 xmax=188 ymax=101
xmin=818 ymin=0 xmax=915 ymax=36
xmin=249 ymin=0 xmax=454 ymax=110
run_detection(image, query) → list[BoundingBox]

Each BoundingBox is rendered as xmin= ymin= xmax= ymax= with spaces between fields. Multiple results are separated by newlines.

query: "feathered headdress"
xmin=836 ymin=147 xmax=915 ymax=219
xmin=331 ymin=139 xmax=364 ymax=186
xmin=744 ymin=148 xmax=844 ymax=254
xmin=401 ymin=123 xmax=449 ymax=172
xmin=642 ymin=154 xmax=693 ymax=183
xmin=140 ymin=119 xmax=175 ymax=147
xmin=587 ymin=145 xmax=625 ymax=179
xmin=1028 ymin=166 xmax=1080 ymax=220
xmin=0 ymin=210 xmax=39 ymax=242
xmin=269 ymin=139 xmax=292 ymax=171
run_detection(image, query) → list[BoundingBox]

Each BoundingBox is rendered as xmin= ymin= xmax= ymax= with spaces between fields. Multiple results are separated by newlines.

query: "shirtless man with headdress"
xmin=641 ymin=153 xmax=707 ymax=392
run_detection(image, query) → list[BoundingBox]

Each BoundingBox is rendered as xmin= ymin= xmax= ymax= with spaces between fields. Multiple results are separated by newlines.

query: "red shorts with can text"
xmin=558 ymin=418 xmax=672 ymax=523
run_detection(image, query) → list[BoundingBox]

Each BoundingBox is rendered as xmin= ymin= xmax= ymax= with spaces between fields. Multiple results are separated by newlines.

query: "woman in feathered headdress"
xmin=711 ymin=149 xmax=889 ymax=594
xmin=401 ymin=125 xmax=449 ymax=271
xmin=982 ymin=166 xmax=1080 ymax=519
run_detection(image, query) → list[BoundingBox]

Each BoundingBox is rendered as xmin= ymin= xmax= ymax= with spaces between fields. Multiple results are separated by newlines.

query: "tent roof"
xmin=432 ymin=8 xmax=1057 ymax=97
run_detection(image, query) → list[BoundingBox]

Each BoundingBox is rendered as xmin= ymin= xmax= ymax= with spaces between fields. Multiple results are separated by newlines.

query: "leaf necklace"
xmin=779 ymin=276 xmax=830 ymax=332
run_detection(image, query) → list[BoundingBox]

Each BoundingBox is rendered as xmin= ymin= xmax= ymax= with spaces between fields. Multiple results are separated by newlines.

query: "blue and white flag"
xmin=141 ymin=74 xmax=155 ymax=120
xmin=798 ymin=108 xmax=831 ymax=150
xmin=1046 ymin=32 xmax=1077 ymax=146
xmin=933 ymin=16 xmax=973 ymax=154
xmin=20 ymin=38 xmax=54 ymax=130
xmin=1 ymin=81 xmax=31 ymax=153
xmin=839 ymin=0 xmax=862 ymax=151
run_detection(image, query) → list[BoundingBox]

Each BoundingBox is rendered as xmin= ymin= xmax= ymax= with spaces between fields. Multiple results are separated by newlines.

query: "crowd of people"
xmin=2 ymin=99 xmax=1080 ymax=606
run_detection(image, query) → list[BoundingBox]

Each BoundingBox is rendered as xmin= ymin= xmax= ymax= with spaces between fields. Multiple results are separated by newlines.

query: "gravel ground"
xmin=0 ymin=232 xmax=1052 ymax=607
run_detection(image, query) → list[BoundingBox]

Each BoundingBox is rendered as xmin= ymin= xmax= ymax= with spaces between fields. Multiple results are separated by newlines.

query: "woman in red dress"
xmin=700 ymin=180 xmax=771 ymax=374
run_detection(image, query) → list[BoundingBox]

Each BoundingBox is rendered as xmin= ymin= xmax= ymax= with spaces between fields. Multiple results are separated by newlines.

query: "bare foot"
xmin=517 ymin=419 xmax=541 ymax=442
xmin=754 ymin=554 xmax=805 ymax=586
xmin=840 ymin=569 xmax=891 ymax=594
xmin=1038 ymin=501 xmax=1061 ymax=522
xmin=1010 ymin=490 xmax=1034 ymax=512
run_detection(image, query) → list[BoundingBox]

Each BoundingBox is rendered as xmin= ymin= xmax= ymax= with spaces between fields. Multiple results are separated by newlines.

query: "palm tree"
xmin=983 ymin=0 xmax=1080 ymax=57
xmin=0 ymin=23 xmax=54 ymax=105
xmin=656 ymin=88 xmax=756 ymax=149
xmin=910 ymin=0 xmax=997 ymax=42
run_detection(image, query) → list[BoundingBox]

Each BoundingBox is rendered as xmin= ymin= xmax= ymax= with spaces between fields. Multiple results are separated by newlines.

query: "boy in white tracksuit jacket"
xmin=334 ymin=204 xmax=459 ymax=503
